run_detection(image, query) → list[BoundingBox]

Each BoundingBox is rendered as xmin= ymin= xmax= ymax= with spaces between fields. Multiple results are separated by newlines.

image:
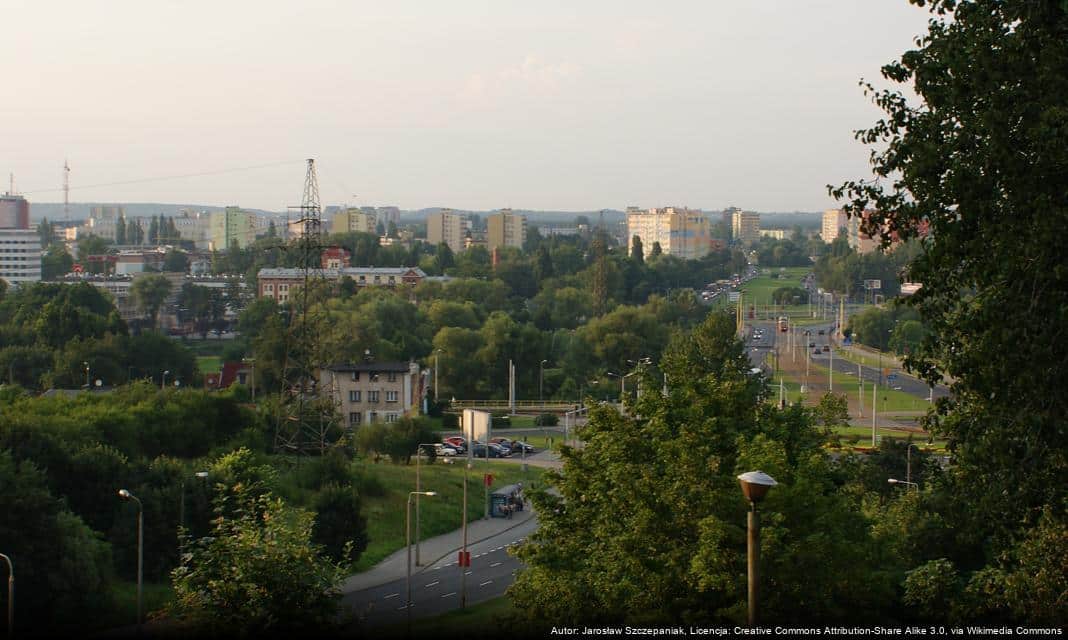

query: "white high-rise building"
xmin=426 ymin=209 xmax=469 ymax=254
xmin=0 ymin=229 xmax=42 ymax=286
xmin=822 ymin=209 xmax=849 ymax=242
xmin=627 ymin=207 xmax=713 ymax=259
xmin=731 ymin=210 xmax=760 ymax=245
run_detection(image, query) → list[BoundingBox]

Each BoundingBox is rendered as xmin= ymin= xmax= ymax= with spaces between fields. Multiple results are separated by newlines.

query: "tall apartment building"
xmin=822 ymin=209 xmax=849 ymax=242
xmin=89 ymin=205 xmax=124 ymax=221
xmin=377 ymin=206 xmax=401 ymax=228
xmin=0 ymin=193 xmax=30 ymax=229
xmin=627 ymin=206 xmax=712 ymax=260
xmin=210 ymin=206 xmax=256 ymax=250
xmin=0 ymin=193 xmax=41 ymax=286
xmin=486 ymin=209 xmax=526 ymax=252
xmin=731 ymin=210 xmax=761 ymax=245
xmin=318 ymin=361 xmax=426 ymax=428
xmin=426 ymin=208 xmax=469 ymax=254
xmin=332 ymin=208 xmax=377 ymax=234
xmin=172 ymin=211 xmax=212 ymax=249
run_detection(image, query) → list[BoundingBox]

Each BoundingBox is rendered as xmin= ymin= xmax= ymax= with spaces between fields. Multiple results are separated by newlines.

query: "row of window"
xmin=347 ymin=390 xmax=399 ymax=403
xmin=349 ymin=371 xmax=398 ymax=382
xmin=348 ymin=411 xmax=399 ymax=425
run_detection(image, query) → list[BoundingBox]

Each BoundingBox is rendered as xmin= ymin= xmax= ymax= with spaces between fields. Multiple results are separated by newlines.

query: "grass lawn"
xmin=181 ymin=338 xmax=238 ymax=356
xmin=833 ymin=346 xmax=903 ymax=371
xmin=196 ymin=355 xmax=222 ymax=374
xmin=351 ymin=459 xmax=545 ymax=572
xmin=96 ymin=580 xmax=175 ymax=632
xmin=783 ymin=361 xmax=933 ymax=413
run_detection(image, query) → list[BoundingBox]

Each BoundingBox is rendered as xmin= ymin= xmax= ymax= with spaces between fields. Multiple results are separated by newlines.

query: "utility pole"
xmin=63 ymin=159 xmax=70 ymax=223
xmin=871 ymin=380 xmax=878 ymax=447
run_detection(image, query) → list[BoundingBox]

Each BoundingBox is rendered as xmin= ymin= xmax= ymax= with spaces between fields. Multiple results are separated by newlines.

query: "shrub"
xmin=534 ymin=413 xmax=559 ymax=426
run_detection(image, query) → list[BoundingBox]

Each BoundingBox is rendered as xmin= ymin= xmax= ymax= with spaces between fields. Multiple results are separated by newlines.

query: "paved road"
xmin=745 ymin=321 xmax=950 ymax=401
xmin=343 ymin=515 xmax=536 ymax=629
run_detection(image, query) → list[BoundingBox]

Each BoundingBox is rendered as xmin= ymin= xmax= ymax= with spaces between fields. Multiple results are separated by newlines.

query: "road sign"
xmin=728 ymin=292 xmax=740 ymax=302
xmin=887 ymin=374 xmax=898 ymax=383
xmin=842 ymin=337 xmax=852 ymax=346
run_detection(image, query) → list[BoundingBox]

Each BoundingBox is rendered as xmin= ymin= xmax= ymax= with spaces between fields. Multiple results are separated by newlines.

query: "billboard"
xmin=462 ymin=409 xmax=491 ymax=458
xmin=864 ymin=279 xmax=882 ymax=290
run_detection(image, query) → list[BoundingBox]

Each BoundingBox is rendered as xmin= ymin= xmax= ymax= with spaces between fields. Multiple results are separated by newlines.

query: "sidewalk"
xmin=342 ymin=504 xmax=536 ymax=593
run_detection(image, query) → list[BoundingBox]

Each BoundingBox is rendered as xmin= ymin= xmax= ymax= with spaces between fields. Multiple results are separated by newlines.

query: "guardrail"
xmin=448 ymin=400 xmax=581 ymax=411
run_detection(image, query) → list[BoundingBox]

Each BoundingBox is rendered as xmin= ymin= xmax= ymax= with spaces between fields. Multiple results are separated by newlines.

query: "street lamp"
xmin=179 ymin=471 xmax=210 ymax=532
xmin=0 ymin=553 xmax=12 ymax=637
xmin=117 ymin=489 xmax=144 ymax=635
xmin=906 ymin=443 xmax=920 ymax=486
xmin=84 ymin=361 xmax=90 ymax=389
xmin=414 ymin=444 xmax=440 ymax=566
xmin=434 ymin=349 xmax=443 ymax=401
xmin=737 ymin=470 xmax=778 ymax=627
xmin=406 ymin=490 xmax=437 ymax=633
xmin=161 ymin=370 xmax=170 ymax=391
xmin=539 ymin=359 xmax=548 ymax=405
xmin=888 ymin=478 xmax=918 ymax=490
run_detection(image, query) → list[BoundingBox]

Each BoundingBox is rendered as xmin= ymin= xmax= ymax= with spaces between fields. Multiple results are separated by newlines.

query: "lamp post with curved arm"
xmin=0 ymin=553 xmax=12 ymax=637
xmin=407 ymin=491 xmax=437 ymax=633
xmin=414 ymin=444 xmax=441 ymax=566
xmin=117 ymin=489 xmax=143 ymax=634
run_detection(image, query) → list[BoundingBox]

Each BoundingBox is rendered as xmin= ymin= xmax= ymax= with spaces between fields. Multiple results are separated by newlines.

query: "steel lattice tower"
xmin=274 ymin=159 xmax=339 ymax=455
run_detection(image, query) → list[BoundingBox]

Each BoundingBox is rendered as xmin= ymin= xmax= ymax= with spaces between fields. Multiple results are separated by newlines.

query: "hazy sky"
xmin=2 ymin=1 xmax=930 ymax=212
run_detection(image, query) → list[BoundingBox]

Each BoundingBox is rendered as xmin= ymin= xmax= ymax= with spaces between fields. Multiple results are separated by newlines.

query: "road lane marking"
xmin=384 ymin=593 xmax=399 ymax=599
xmin=441 ymin=592 xmax=456 ymax=598
xmin=480 ymin=580 xmax=493 ymax=587
xmin=424 ymin=581 xmax=439 ymax=588
xmin=464 ymin=571 xmax=472 ymax=575
xmin=490 ymin=562 xmax=502 ymax=567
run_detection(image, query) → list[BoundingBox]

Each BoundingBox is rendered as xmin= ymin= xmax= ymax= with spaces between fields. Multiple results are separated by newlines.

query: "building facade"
xmin=731 ymin=210 xmax=760 ymax=245
xmin=426 ymin=209 xmax=469 ymax=254
xmin=822 ymin=209 xmax=849 ymax=242
xmin=257 ymin=266 xmax=427 ymax=303
xmin=0 ymin=194 xmax=30 ymax=229
xmin=0 ymin=229 xmax=42 ymax=286
xmin=486 ymin=209 xmax=526 ymax=252
xmin=759 ymin=228 xmax=787 ymax=240
xmin=210 ymin=207 xmax=256 ymax=250
xmin=332 ymin=208 xmax=377 ymax=234
xmin=627 ymin=206 xmax=713 ymax=259
xmin=318 ymin=361 xmax=425 ymax=428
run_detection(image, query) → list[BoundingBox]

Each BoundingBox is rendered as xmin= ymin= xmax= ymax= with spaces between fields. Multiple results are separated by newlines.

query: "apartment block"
xmin=822 ymin=209 xmax=849 ymax=242
xmin=318 ymin=361 xmax=426 ymax=428
xmin=0 ymin=193 xmax=30 ymax=229
xmin=486 ymin=209 xmax=526 ymax=252
xmin=426 ymin=208 xmax=469 ymax=254
xmin=210 ymin=206 xmax=256 ymax=250
xmin=0 ymin=229 xmax=42 ymax=286
xmin=731 ymin=210 xmax=761 ymax=245
xmin=626 ymin=206 xmax=712 ymax=260
xmin=333 ymin=208 xmax=377 ymax=234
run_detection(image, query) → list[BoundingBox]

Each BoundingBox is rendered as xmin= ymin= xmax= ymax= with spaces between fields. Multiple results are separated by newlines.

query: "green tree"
xmin=131 ymin=274 xmax=172 ymax=329
xmin=36 ymin=217 xmax=54 ymax=247
xmin=630 ymin=235 xmax=645 ymax=264
xmin=312 ymin=483 xmax=369 ymax=563
xmin=40 ymin=245 xmax=74 ymax=280
xmin=832 ymin=0 xmax=1068 ymax=620
xmin=649 ymin=241 xmax=663 ymax=259
xmin=163 ymin=249 xmax=189 ymax=273
xmin=115 ymin=215 xmax=126 ymax=245
xmin=169 ymin=483 xmax=347 ymax=635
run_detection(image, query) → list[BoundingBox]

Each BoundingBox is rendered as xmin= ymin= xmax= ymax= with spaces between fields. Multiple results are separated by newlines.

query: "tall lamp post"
xmin=84 ymin=361 xmax=90 ymax=389
xmin=117 ymin=489 xmax=144 ymax=635
xmin=161 ymin=370 xmax=170 ymax=391
xmin=434 ymin=349 xmax=443 ymax=401
xmin=888 ymin=478 xmax=918 ymax=491
xmin=414 ymin=444 xmax=440 ymax=566
xmin=539 ymin=359 xmax=547 ymax=405
xmin=406 ymin=490 xmax=437 ymax=633
xmin=0 ymin=553 xmax=12 ymax=637
xmin=737 ymin=470 xmax=777 ymax=627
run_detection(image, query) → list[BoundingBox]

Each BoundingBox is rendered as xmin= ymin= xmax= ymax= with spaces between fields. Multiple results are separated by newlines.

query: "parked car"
xmin=822 ymin=345 xmax=830 ymax=352
xmin=489 ymin=437 xmax=515 ymax=453
xmin=808 ymin=342 xmax=816 ymax=348
xmin=443 ymin=436 xmax=466 ymax=453
xmin=434 ymin=443 xmax=457 ymax=457
xmin=472 ymin=443 xmax=505 ymax=458
xmin=510 ymin=440 xmax=536 ymax=454
xmin=818 ymin=330 xmax=826 ymax=335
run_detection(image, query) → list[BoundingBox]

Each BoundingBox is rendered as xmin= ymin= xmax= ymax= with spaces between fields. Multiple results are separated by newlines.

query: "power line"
xmin=20 ymin=159 xmax=304 ymax=195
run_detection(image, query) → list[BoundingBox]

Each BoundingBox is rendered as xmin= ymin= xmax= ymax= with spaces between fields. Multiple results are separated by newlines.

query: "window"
xmin=350 ymin=371 xmax=360 ymax=381
xmin=387 ymin=372 xmax=397 ymax=382
xmin=369 ymin=411 xmax=379 ymax=423
xmin=368 ymin=390 xmax=379 ymax=403
xmin=386 ymin=413 xmax=399 ymax=423
xmin=349 ymin=412 xmax=361 ymax=426
xmin=238 ymin=373 xmax=246 ymax=384
xmin=349 ymin=390 xmax=361 ymax=402
xmin=385 ymin=390 xmax=398 ymax=403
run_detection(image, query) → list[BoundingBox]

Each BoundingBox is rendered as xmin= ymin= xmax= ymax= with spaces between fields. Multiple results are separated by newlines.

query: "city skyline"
xmin=4 ymin=1 xmax=928 ymax=212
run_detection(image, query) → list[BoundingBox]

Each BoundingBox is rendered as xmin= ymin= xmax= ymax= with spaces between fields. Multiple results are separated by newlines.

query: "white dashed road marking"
xmin=424 ymin=581 xmax=439 ymax=588
xmin=480 ymin=580 xmax=493 ymax=587
xmin=490 ymin=562 xmax=502 ymax=567
xmin=384 ymin=593 xmax=399 ymax=599
xmin=441 ymin=592 xmax=456 ymax=598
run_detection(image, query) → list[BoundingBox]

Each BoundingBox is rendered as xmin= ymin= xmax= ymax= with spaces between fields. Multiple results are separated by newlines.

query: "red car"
xmin=443 ymin=436 xmax=466 ymax=452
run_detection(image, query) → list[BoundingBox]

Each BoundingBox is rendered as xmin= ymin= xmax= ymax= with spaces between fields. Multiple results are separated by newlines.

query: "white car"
xmin=434 ymin=443 xmax=457 ymax=456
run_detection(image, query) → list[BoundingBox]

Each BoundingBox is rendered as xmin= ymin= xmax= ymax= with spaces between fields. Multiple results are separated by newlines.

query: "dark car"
xmin=813 ymin=348 xmax=822 ymax=355
xmin=818 ymin=330 xmax=826 ymax=335
xmin=822 ymin=345 xmax=830 ymax=352
xmin=489 ymin=437 xmax=514 ymax=455
xmin=472 ymin=443 xmax=506 ymax=458
xmin=510 ymin=440 xmax=536 ymax=455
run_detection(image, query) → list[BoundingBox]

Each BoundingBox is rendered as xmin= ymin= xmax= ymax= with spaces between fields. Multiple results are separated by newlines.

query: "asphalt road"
xmin=343 ymin=517 xmax=537 ymax=629
xmin=745 ymin=321 xmax=950 ymax=401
